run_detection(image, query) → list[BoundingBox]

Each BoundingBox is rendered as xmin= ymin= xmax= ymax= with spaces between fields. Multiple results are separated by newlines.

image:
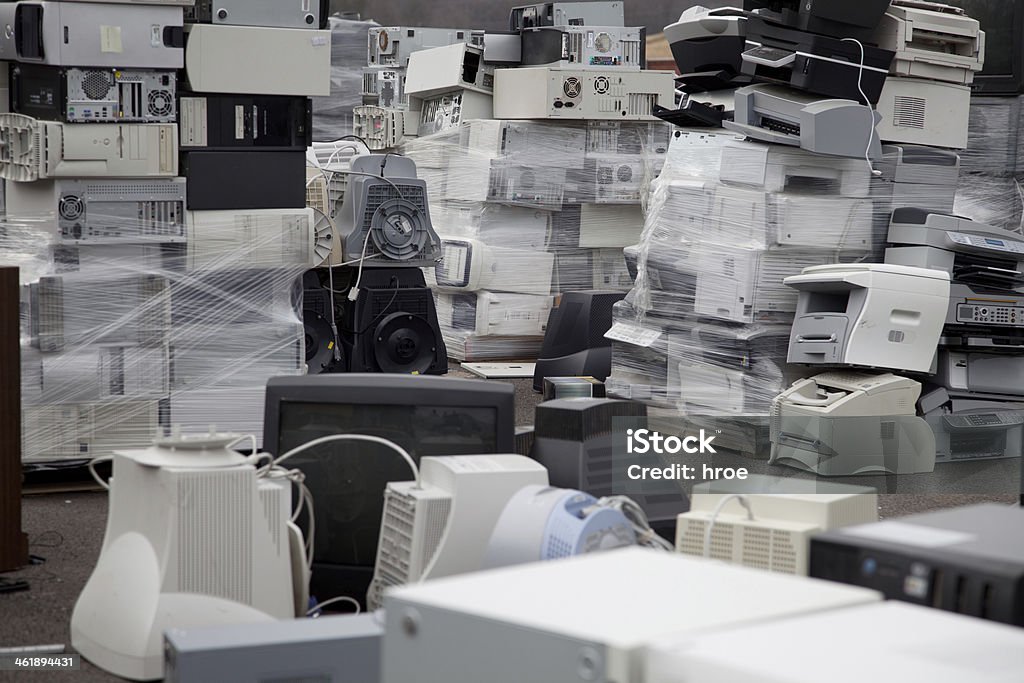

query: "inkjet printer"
xmin=725 ymin=84 xmax=883 ymax=159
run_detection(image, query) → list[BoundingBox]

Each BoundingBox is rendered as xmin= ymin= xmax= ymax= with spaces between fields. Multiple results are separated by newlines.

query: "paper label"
xmin=235 ymin=106 xmax=246 ymax=141
xmin=100 ymin=26 xmax=123 ymax=54
xmin=843 ymin=521 xmax=975 ymax=548
xmin=179 ymin=97 xmax=208 ymax=147
xmin=605 ymin=322 xmax=662 ymax=347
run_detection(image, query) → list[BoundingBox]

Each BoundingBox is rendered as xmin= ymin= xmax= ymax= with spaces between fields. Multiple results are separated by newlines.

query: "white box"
xmin=876 ymin=77 xmax=971 ymax=150
xmin=431 ymin=201 xmax=550 ymax=249
xmin=368 ymin=26 xmax=480 ymax=68
xmin=0 ymin=115 xmax=178 ymax=181
xmin=382 ymin=548 xmax=882 ymax=683
xmin=646 ymin=602 xmax=1024 ymax=683
xmin=0 ymin=2 xmax=183 ymax=68
xmin=23 ymin=344 xmax=169 ymax=404
xmin=22 ymin=400 xmax=160 ymax=462
xmin=432 ymin=237 xmax=554 ymax=295
xmin=167 ymin=386 xmax=268 ymax=447
xmin=719 ymin=138 xmax=872 ymax=197
xmin=185 ymin=209 xmax=322 ymax=271
xmin=405 ymin=43 xmax=493 ymax=98
xmin=184 ymin=24 xmax=331 ymax=96
xmin=493 ymin=67 xmax=674 ymax=121
xmin=436 ymin=291 xmax=553 ymax=337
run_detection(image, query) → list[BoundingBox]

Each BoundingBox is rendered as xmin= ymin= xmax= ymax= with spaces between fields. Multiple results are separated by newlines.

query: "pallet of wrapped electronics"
xmin=956 ymin=96 xmax=1024 ymax=231
xmin=1 ymin=209 xmax=310 ymax=464
xmin=606 ymin=126 xmax=978 ymax=425
xmin=313 ymin=17 xmax=384 ymax=141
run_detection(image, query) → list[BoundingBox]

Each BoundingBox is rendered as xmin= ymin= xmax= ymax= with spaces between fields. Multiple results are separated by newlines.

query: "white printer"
xmin=874 ymin=0 xmax=986 ymax=86
xmin=785 ymin=263 xmax=951 ymax=373
xmin=919 ymin=386 xmax=1024 ymax=463
xmin=770 ymin=372 xmax=937 ymax=476
xmin=718 ymin=138 xmax=873 ymax=198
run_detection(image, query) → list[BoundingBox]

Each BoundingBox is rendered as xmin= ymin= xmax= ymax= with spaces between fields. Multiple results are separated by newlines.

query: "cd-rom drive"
xmin=1 ymin=2 xmax=184 ymax=69
xmin=179 ymin=94 xmax=312 ymax=150
xmin=6 ymin=177 xmax=186 ymax=243
xmin=184 ymin=24 xmax=332 ymax=96
xmin=0 ymin=114 xmax=178 ymax=181
xmin=180 ymin=151 xmax=306 ymax=210
xmin=493 ymin=68 xmax=674 ymax=121
xmin=185 ymin=0 xmax=329 ymax=30
xmin=11 ymin=63 xmax=177 ymax=123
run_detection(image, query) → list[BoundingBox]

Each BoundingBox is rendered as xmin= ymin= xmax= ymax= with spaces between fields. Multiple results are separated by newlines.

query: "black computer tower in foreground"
xmin=810 ymin=504 xmax=1024 ymax=626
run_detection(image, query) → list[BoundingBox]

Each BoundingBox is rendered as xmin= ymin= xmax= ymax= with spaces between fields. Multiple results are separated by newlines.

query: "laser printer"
xmin=718 ymin=137 xmax=873 ymax=197
xmin=873 ymin=0 xmax=986 ymax=86
xmin=741 ymin=14 xmax=895 ymax=104
xmin=784 ymin=263 xmax=951 ymax=373
xmin=885 ymin=209 xmax=1024 ymax=289
xmin=725 ymin=84 xmax=883 ymax=159
xmin=919 ymin=385 xmax=1024 ymax=463
xmin=875 ymin=76 xmax=971 ymax=149
xmin=664 ymin=6 xmax=752 ymax=92
xmin=875 ymin=145 xmax=960 ymax=214
xmin=769 ymin=372 xmax=937 ymax=476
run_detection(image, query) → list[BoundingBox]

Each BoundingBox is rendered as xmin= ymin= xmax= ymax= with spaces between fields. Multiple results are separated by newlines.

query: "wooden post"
xmin=0 ymin=267 xmax=28 ymax=572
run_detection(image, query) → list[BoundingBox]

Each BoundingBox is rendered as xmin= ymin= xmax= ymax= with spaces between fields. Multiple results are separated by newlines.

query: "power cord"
xmin=840 ymin=37 xmax=882 ymax=178
xmin=307 ymin=595 xmax=361 ymax=617
xmin=703 ymin=494 xmax=755 ymax=559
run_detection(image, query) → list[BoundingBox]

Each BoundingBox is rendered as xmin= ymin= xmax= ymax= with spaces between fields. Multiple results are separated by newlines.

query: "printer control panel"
xmin=948 ymin=231 xmax=1024 ymax=256
xmin=956 ymin=303 xmax=1024 ymax=327
xmin=944 ymin=412 xmax=1024 ymax=430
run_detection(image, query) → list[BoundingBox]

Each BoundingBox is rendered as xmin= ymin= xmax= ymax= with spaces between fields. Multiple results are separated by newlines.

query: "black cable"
xmin=336 ymin=134 xmax=370 ymax=149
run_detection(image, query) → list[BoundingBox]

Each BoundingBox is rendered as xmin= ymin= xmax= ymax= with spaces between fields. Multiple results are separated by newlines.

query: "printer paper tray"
xmin=953 ymin=266 xmax=1024 ymax=289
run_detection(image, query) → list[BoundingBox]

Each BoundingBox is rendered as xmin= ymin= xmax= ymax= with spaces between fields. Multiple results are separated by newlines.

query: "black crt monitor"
xmin=949 ymin=0 xmax=1024 ymax=95
xmin=263 ymin=374 xmax=515 ymax=607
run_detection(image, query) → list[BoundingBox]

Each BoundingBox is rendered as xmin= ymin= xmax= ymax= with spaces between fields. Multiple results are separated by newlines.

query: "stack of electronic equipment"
xmin=607 ymin=0 xmax=988 ymax=463
xmin=0 ymin=0 xmax=333 ymax=462
xmin=351 ymin=2 xmax=677 ymax=362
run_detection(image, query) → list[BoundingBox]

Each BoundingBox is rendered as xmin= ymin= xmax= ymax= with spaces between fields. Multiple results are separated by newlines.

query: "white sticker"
xmin=100 ymin=26 xmax=123 ymax=53
xmin=179 ymin=97 xmax=208 ymax=148
xmin=311 ymin=35 xmax=328 ymax=47
xmin=605 ymin=322 xmax=662 ymax=347
xmin=843 ymin=521 xmax=976 ymax=549
xmin=235 ymin=105 xmax=246 ymax=141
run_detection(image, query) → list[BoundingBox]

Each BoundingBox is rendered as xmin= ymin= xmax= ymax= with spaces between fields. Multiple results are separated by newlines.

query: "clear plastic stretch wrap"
xmin=2 ymin=204 xmax=311 ymax=463
xmin=401 ymin=118 xmax=673 ymax=361
xmin=312 ymin=17 xmax=381 ymax=142
xmin=955 ymin=96 xmax=1024 ymax=233
xmin=608 ymin=128 xmax=964 ymax=427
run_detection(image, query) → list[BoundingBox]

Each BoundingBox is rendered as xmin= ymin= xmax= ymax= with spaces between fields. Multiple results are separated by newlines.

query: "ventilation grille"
xmin=177 ymin=469 xmax=253 ymax=605
xmin=258 ymin=484 xmax=285 ymax=556
xmin=362 ymin=184 xmax=427 ymax=231
xmin=622 ymin=39 xmax=642 ymax=65
xmin=75 ymin=182 xmax=183 ymax=198
xmin=566 ymin=32 xmax=583 ymax=61
xmin=563 ymin=77 xmax=582 ymax=98
xmin=363 ymin=71 xmax=378 ymax=95
xmin=880 ymin=421 xmax=897 ymax=440
xmin=892 ymin=96 xmax=927 ymax=129
xmin=147 ymin=90 xmax=174 ymax=118
xmin=678 ymin=517 xmax=805 ymax=574
xmin=627 ymin=93 xmax=658 ymax=117
xmin=82 ymin=71 xmax=112 ymax=100
xmin=138 ymin=201 xmax=184 ymax=234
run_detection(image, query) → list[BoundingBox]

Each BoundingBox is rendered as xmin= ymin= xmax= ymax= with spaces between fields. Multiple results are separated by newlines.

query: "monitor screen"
xmin=278 ymin=401 xmax=500 ymax=569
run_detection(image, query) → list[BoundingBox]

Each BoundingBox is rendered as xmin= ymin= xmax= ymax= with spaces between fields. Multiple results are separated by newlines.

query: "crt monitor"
xmin=263 ymin=374 xmax=515 ymax=607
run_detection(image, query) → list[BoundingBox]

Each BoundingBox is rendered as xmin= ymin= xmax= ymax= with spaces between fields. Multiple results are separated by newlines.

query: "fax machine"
xmin=885 ymin=209 xmax=1024 ymax=290
xmin=919 ymin=386 xmax=1024 ymax=463
xmin=725 ymin=84 xmax=883 ymax=159
xmin=785 ymin=264 xmax=951 ymax=374
xmin=769 ymin=372 xmax=937 ymax=476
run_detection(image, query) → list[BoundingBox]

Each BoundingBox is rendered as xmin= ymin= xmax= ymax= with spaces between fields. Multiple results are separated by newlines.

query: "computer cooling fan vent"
xmin=58 ymin=195 xmax=85 ymax=220
xmin=148 ymin=90 xmax=174 ymax=118
xmin=366 ymin=186 xmax=432 ymax=262
xmin=82 ymin=71 xmax=113 ymax=100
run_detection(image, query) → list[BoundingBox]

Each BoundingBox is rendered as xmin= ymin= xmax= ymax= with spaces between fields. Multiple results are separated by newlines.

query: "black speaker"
xmin=342 ymin=268 xmax=447 ymax=376
xmin=302 ymin=272 xmax=343 ymax=375
xmin=533 ymin=290 xmax=625 ymax=392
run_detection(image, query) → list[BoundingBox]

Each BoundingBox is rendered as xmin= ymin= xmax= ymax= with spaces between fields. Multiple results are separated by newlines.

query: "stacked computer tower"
xmin=0 ymin=0 xmax=333 ymax=462
xmin=361 ymin=2 xmax=674 ymax=362
xmin=608 ymin=0 xmax=986 ymax=460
